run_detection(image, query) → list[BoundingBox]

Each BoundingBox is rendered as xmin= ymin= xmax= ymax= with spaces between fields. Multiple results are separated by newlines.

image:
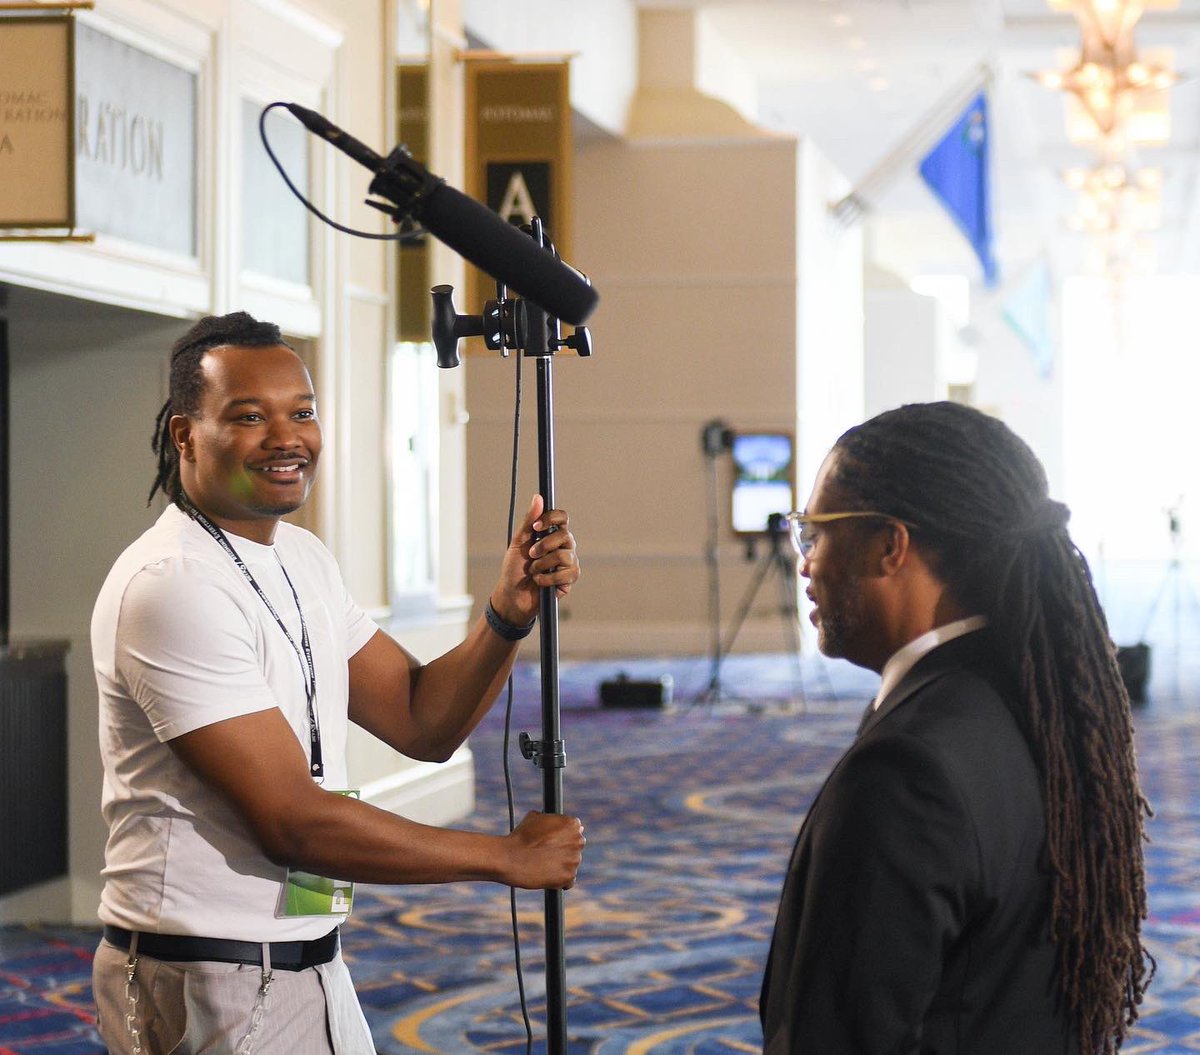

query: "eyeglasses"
xmin=784 ymin=510 xmax=906 ymax=559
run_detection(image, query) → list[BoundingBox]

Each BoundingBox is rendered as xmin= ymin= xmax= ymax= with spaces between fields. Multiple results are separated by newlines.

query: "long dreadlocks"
xmin=148 ymin=311 xmax=292 ymax=507
xmin=828 ymin=401 xmax=1151 ymax=1055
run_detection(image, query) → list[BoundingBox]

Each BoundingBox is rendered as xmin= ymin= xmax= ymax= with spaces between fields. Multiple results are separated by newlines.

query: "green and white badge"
xmin=280 ymin=789 xmax=358 ymax=917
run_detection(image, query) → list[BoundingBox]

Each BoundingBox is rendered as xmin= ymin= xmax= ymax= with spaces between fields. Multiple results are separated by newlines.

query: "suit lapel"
xmin=857 ymin=628 xmax=994 ymax=739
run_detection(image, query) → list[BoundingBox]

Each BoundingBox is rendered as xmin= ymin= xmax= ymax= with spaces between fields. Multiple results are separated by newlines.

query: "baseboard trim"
xmin=359 ymin=749 xmax=476 ymax=827
xmin=525 ymin=619 xmax=814 ymax=658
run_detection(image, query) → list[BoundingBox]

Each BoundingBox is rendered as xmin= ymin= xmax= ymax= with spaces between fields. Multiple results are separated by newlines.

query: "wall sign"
xmin=465 ymin=60 xmax=571 ymax=317
xmin=74 ymin=22 xmax=197 ymax=256
xmin=0 ymin=16 xmax=74 ymax=229
xmin=242 ymin=98 xmax=310 ymax=286
xmin=396 ymin=63 xmax=429 ymax=343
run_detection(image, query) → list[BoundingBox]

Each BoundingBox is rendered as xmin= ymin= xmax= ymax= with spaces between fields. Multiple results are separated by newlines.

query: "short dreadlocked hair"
xmin=148 ymin=312 xmax=292 ymax=507
xmin=828 ymin=401 xmax=1152 ymax=1054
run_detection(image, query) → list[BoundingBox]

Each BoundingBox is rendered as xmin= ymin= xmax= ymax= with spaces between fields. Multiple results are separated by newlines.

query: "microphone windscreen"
xmin=418 ymin=183 xmax=598 ymax=325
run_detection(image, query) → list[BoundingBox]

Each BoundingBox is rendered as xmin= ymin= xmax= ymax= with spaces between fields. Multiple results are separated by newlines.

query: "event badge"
xmin=280 ymin=789 xmax=359 ymax=917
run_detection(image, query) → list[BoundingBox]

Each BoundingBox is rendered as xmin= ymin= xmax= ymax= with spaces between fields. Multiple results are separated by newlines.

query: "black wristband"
xmin=485 ymin=599 xmax=536 ymax=642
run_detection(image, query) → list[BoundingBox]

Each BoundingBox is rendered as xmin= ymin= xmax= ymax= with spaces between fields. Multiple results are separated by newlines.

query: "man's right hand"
xmin=170 ymin=707 xmax=585 ymax=889
xmin=505 ymin=811 xmax=586 ymax=890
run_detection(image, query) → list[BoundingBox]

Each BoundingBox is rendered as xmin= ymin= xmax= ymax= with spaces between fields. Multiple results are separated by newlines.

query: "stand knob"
xmin=430 ymin=284 xmax=484 ymax=369
xmin=553 ymin=326 xmax=592 ymax=358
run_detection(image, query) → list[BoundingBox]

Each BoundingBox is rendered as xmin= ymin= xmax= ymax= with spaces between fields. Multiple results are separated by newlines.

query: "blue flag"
xmin=919 ymin=91 xmax=997 ymax=287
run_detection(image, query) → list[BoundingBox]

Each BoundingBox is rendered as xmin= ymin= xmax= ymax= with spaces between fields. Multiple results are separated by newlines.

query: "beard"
xmin=249 ymin=494 xmax=308 ymax=517
xmin=814 ymin=576 xmax=870 ymax=663
xmin=228 ymin=467 xmax=313 ymax=519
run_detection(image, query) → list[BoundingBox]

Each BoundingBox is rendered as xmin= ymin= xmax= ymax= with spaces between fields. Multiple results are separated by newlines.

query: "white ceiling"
xmin=670 ymin=0 xmax=1200 ymax=281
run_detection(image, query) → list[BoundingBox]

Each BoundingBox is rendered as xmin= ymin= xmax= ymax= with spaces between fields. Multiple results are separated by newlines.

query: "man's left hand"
xmin=491 ymin=495 xmax=580 ymax=626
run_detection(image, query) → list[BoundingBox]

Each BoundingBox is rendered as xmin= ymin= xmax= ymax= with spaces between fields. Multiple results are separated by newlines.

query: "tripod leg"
xmin=719 ymin=553 xmax=775 ymax=663
xmin=698 ymin=455 xmax=724 ymax=703
xmin=815 ymin=652 xmax=837 ymax=702
xmin=1138 ymin=560 xmax=1177 ymax=642
xmin=769 ymin=552 xmax=806 ymax=712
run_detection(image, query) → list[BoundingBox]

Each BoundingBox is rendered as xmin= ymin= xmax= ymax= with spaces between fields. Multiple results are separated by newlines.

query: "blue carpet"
xmin=2 ymin=644 xmax=1199 ymax=1053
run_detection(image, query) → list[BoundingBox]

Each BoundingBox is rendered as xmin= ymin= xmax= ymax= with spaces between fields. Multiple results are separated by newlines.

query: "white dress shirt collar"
xmin=873 ymin=615 xmax=988 ymax=711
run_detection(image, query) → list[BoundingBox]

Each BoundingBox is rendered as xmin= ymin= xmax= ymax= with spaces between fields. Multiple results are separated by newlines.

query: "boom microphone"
xmin=285 ymin=103 xmax=385 ymax=172
xmin=417 ymin=186 xmax=598 ymax=325
xmin=285 ymin=103 xmax=599 ymax=325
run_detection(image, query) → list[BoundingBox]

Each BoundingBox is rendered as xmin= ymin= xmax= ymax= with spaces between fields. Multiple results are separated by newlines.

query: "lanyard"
xmin=180 ymin=500 xmax=324 ymax=782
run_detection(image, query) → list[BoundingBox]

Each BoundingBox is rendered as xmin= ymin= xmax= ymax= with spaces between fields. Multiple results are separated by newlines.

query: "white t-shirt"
xmin=91 ymin=504 xmax=379 ymax=941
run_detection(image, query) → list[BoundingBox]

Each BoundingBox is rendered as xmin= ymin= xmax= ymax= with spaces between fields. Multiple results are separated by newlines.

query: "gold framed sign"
xmin=464 ymin=59 xmax=571 ymax=320
xmin=0 ymin=15 xmax=74 ymax=229
xmin=396 ymin=62 xmax=430 ymax=343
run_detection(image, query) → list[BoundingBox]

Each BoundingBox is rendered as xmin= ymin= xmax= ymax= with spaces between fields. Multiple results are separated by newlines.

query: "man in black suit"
xmin=760 ymin=402 xmax=1151 ymax=1055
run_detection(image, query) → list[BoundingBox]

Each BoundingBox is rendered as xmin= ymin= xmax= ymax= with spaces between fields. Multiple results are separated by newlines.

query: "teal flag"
xmin=1002 ymin=259 xmax=1055 ymax=378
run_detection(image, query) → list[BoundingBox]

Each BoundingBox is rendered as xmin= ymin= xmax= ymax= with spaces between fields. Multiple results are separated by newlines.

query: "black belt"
xmin=103 ymin=924 xmax=339 ymax=972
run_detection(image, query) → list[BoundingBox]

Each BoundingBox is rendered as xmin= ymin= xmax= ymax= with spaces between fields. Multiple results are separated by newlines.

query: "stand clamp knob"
xmin=519 ymin=732 xmax=567 ymax=770
xmin=552 ymin=325 xmax=592 ymax=358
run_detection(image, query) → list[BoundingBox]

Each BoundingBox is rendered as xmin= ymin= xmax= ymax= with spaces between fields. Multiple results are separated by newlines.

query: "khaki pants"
xmin=92 ymin=938 xmax=375 ymax=1055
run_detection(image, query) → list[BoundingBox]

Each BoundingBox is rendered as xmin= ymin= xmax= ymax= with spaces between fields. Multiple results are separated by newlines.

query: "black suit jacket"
xmin=760 ymin=631 xmax=1075 ymax=1054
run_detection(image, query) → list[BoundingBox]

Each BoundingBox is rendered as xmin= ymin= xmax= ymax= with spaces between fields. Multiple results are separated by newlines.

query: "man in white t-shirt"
xmin=91 ymin=311 xmax=585 ymax=1054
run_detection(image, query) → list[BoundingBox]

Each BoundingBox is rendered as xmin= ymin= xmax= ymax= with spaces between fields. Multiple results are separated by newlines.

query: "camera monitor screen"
xmin=731 ymin=431 xmax=795 ymax=535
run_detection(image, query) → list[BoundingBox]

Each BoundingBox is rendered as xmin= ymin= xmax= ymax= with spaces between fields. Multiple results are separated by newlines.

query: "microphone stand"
xmin=274 ymin=105 xmax=596 ymax=1049
xmin=430 ymin=218 xmax=592 ymax=1054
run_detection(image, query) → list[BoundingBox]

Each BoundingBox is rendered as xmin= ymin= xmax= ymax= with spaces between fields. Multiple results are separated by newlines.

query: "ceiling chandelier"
xmin=1034 ymin=44 xmax=1178 ymax=144
xmin=1062 ymin=162 xmax=1163 ymax=233
xmin=1033 ymin=0 xmax=1180 ymax=276
xmin=1044 ymin=0 xmax=1171 ymax=51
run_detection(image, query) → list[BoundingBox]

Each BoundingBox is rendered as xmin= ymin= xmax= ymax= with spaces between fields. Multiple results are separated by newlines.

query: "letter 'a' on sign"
xmin=0 ymin=16 xmax=75 ymax=229
xmin=487 ymin=163 xmax=552 ymax=231
xmin=497 ymin=170 xmax=537 ymax=226
xmin=464 ymin=61 xmax=571 ymax=328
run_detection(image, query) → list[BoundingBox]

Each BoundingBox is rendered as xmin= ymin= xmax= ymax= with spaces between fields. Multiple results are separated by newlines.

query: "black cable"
xmin=258 ymin=102 xmax=420 ymax=243
xmin=499 ymin=346 xmax=534 ymax=1053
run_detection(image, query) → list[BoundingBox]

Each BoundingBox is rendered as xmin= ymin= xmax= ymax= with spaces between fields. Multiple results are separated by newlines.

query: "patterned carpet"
xmin=3 ymin=643 xmax=1200 ymax=1054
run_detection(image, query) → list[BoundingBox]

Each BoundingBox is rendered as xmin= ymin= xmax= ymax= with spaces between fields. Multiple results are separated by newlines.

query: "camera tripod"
xmin=696 ymin=513 xmax=823 ymax=711
xmin=1137 ymin=504 xmax=1200 ymax=696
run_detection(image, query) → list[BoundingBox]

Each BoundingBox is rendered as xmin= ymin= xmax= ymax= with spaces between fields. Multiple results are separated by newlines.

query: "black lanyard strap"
xmin=180 ymin=500 xmax=324 ymax=781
